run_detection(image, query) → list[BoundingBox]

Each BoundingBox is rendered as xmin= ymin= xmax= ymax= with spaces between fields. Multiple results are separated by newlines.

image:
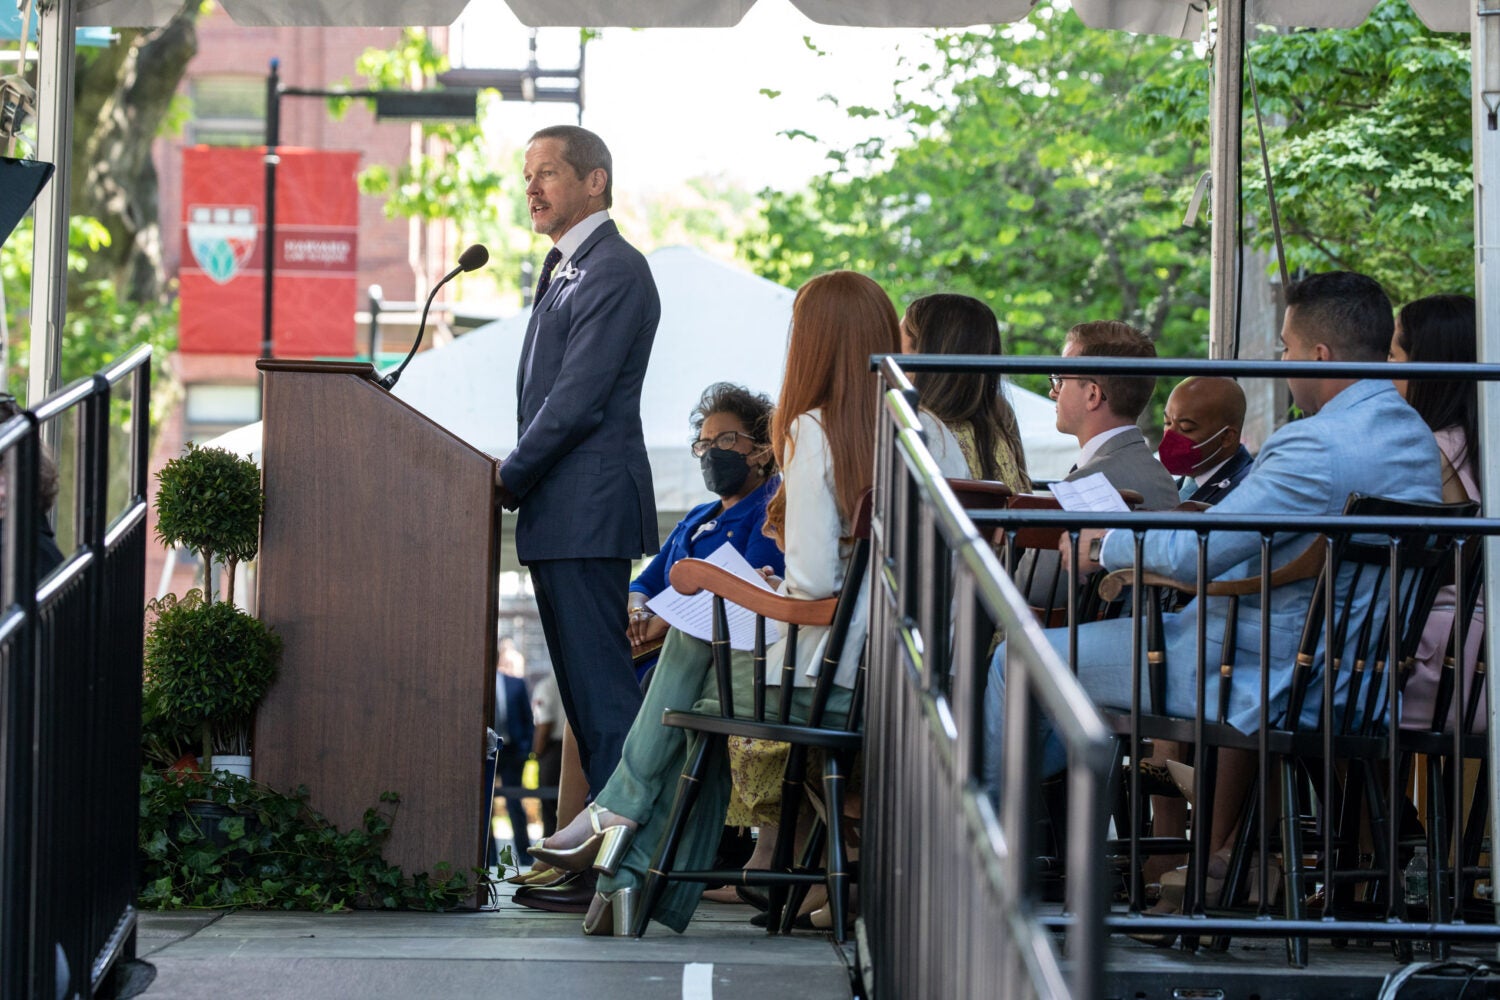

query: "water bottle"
xmin=1404 ymin=845 xmax=1430 ymax=908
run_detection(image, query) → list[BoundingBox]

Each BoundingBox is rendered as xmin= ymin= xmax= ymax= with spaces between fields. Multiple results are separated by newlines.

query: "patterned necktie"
xmin=533 ymin=247 xmax=563 ymax=305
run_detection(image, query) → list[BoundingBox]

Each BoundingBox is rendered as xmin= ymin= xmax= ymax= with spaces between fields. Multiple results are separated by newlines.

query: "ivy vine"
xmin=139 ymin=770 xmax=492 ymax=911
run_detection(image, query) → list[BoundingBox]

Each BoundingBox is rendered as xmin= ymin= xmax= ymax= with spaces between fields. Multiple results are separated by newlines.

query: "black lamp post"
xmin=261 ymin=58 xmax=281 ymax=363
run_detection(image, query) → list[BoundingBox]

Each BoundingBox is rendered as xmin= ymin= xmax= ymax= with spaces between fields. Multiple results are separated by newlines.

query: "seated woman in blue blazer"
xmin=625 ymin=382 xmax=784 ymax=673
xmin=516 ymin=385 xmax=784 ymax=887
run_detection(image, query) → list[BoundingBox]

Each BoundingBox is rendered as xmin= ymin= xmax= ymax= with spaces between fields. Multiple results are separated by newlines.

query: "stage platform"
xmin=1103 ymin=923 xmax=1500 ymax=999
xmin=129 ymin=882 xmax=856 ymax=1000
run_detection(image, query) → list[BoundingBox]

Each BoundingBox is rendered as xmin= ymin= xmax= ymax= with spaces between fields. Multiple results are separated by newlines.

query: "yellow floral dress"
xmin=726 ymin=736 xmax=788 ymax=827
xmin=952 ymin=421 xmax=1026 ymax=489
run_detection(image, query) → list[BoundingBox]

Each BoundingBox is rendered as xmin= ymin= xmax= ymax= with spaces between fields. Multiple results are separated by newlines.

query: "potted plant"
xmin=153 ymin=442 xmax=262 ymax=604
xmin=148 ymin=444 xmax=279 ymax=775
xmin=144 ymin=590 xmax=281 ymax=775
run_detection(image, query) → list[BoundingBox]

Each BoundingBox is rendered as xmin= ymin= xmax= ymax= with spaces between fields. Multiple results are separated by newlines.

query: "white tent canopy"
xmin=71 ymin=0 xmax=1466 ymax=33
xmin=206 ymin=247 xmax=1079 ymax=510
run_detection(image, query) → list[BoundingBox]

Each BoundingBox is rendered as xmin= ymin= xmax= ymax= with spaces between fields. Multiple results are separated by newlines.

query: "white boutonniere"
xmin=559 ymin=263 xmax=580 ymax=282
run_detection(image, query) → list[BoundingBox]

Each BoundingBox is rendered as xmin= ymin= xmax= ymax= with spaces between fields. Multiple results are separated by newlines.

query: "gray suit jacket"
xmin=505 ymin=220 xmax=660 ymax=563
xmin=1068 ymin=427 xmax=1180 ymax=511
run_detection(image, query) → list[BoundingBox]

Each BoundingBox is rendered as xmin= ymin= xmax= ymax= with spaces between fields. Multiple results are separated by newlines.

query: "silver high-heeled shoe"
xmin=582 ymin=887 xmax=638 ymax=937
xmin=529 ymin=803 xmax=635 ymax=876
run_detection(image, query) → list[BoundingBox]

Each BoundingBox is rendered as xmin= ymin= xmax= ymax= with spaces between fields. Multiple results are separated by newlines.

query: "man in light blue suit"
xmin=984 ymin=271 xmax=1441 ymax=786
xmin=498 ymin=126 xmax=659 ymax=804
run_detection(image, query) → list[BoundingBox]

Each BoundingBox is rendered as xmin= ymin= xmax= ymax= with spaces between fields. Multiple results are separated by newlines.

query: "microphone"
xmin=379 ymin=243 xmax=489 ymax=390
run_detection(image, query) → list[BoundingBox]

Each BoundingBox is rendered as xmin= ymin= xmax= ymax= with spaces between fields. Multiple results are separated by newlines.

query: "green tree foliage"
xmin=741 ymin=6 xmax=1213 ymax=365
xmin=2 ymin=216 xmax=179 ymax=418
xmin=68 ymin=0 xmax=202 ymax=303
xmin=1236 ymin=6 xmax=1473 ymax=304
xmin=743 ymin=0 xmax=1474 ymax=367
xmin=340 ymin=29 xmax=539 ymax=301
xmin=344 ymin=29 xmax=507 ymax=226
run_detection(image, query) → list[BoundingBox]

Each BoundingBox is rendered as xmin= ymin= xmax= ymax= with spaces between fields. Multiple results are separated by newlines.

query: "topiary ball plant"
xmin=145 ymin=590 xmax=283 ymax=765
xmin=155 ymin=443 xmax=263 ymax=604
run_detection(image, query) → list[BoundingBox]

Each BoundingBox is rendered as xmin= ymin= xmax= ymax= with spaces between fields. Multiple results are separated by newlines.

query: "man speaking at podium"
xmin=496 ymin=125 xmax=660 ymax=806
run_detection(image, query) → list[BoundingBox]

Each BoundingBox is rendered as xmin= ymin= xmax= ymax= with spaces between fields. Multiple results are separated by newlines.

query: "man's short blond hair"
xmin=1065 ymin=320 xmax=1157 ymax=421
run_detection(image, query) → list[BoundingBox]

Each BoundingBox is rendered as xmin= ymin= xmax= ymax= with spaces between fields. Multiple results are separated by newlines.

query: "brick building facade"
xmin=146 ymin=10 xmax=457 ymax=603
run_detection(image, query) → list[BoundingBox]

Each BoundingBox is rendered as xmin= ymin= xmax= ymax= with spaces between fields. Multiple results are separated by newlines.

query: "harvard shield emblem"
xmin=186 ymin=205 xmax=258 ymax=285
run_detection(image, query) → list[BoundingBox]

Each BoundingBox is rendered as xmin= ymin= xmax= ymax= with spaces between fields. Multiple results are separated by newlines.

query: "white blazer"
xmin=767 ymin=410 xmax=967 ymax=688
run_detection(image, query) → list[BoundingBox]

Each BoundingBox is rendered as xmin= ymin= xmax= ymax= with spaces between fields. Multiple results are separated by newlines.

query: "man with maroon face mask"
xmin=1159 ymin=376 xmax=1255 ymax=504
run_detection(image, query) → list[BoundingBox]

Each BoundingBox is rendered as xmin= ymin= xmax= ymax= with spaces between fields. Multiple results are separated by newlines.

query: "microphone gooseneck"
xmin=380 ymin=243 xmax=489 ymax=390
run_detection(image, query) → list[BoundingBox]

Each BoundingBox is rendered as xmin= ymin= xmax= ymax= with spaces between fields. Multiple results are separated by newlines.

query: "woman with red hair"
xmin=528 ymin=270 xmax=939 ymax=935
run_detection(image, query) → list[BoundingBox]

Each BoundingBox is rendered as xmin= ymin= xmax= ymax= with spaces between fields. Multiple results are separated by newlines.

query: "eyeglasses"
xmin=1048 ymin=375 xmax=1107 ymax=402
xmin=691 ymin=430 xmax=753 ymax=458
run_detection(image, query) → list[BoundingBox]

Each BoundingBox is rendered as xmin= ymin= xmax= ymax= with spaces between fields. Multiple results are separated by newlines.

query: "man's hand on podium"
xmin=495 ymin=464 xmax=519 ymax=511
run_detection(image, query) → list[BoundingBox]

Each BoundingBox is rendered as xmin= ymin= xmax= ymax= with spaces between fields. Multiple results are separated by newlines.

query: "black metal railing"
xmin=865 ymin=352 xmax=1500 ymax=987
xmin=2 ymin=346 xmax=151 ymax=1000
xmin=1 ymin=409 xmax=44 ymax=1000
xmin=864 ymin=358 xmax=1115 ymax=999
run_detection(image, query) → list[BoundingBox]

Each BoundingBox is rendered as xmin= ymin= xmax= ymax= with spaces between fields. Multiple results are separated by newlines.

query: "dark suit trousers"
xmin=528 ymin=558 xmax=643 ymax=795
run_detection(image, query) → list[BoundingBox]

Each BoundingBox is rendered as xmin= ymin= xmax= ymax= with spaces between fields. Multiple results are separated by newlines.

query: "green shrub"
xmin=140 ymin=681 xmax=194 ymax=769
xmin=145 ymin=590 xmax=282 ymax=760
xmin=154 ymin=443 xmax=262 ymax=603
xmin=139 ymin=770 xmax=481 ymax=911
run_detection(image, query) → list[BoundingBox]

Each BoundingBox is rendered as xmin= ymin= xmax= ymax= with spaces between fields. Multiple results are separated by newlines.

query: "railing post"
xmin=1 ymin=416 xmax=40 ymax=1000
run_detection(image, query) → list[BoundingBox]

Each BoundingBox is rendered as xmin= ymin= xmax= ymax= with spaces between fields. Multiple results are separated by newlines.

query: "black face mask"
xmin=701 ymin=448 xmax=751 ymax=497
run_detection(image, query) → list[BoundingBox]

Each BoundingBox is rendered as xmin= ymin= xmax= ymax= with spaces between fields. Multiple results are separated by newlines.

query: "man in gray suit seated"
xmin=985 ymin=271 xmax=1441 ymax=789
xmin=1022 ymin=320 xmax=1179 ymax=612
xmin=1051 ymin=319 xmax=1180 ymax=511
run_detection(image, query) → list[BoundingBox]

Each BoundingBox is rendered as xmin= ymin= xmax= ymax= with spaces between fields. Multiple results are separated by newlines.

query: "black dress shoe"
xmin=750 ymin=908 xmax=815 ymax=930
xmin=513 ymin=868 xmax=598 ymax=914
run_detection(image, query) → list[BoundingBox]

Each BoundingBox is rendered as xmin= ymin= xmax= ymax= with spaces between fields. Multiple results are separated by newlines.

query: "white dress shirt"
xmin=1074 ymin=423 xmax=1134 ymax=471
xmin=553 ymin=210 xmax=610 ymax=272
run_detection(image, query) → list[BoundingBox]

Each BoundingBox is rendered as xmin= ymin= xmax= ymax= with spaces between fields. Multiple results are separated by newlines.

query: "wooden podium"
xmin=253 ymin=360 xmax=498 ymax=898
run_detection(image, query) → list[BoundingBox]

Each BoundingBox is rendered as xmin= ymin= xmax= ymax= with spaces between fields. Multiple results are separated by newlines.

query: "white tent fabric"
xmin=74 ymin=0 xmax=1465 ymax=32
xmin=203 ymin=246 xmax=1078 ymax=507
xmin=390 ymin=246 xmax=1078 ymax=509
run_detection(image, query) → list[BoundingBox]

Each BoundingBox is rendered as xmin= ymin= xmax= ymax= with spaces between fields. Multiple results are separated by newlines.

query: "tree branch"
xmin=75 ymin=0 xmax=201 ymax=303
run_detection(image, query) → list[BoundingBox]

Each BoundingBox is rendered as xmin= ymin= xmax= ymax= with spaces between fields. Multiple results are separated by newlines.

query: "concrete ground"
xmin=130 ymin=882 xmax=856 ymax=1000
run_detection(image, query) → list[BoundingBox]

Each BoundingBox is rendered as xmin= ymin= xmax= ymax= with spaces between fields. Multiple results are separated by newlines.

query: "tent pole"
xmin=1207 ymin=0 xmax=1243 ymax=361
xmin=26 ymin=0 xmax=75 ymax=428
xmin=1473 ymin=0 xmax=1500 ymax=944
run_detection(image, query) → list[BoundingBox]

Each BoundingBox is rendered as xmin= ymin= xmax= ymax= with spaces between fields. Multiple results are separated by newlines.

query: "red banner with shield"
xmin=179 ymin=146 xmax=360 ymax=357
